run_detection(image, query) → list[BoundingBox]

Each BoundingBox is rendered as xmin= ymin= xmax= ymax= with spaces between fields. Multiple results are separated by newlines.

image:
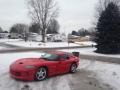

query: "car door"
xmin=47 ymin=60 xmax=60 ymax=76
xmin=58 ymin=54 xmax=71 ymax=74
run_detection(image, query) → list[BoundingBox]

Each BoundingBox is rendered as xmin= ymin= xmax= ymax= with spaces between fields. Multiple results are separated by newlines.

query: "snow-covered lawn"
xmin=5 ymin=41 xmax=81 ymax=48
xmin=0 ymin=52 xmax=120 ymax=90
xmin=0 ymin=39 xmax=22 ymax=43
xmin=0 ymin=39 xmax=96 ymax=48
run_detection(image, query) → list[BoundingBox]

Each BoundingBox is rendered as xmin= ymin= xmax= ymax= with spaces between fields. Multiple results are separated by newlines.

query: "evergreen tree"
xmin=71 ymin=31 xmax=78 ymax=36
xmin=95 ymin=2 xmax=120 ymax=54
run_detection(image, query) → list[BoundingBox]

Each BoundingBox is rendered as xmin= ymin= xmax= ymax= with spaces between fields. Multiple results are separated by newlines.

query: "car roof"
xmin=49 ymin=51 xmax=68 ymax=56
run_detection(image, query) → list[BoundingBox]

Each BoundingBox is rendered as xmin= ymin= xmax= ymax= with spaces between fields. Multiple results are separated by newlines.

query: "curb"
xmin=80 ymin=54 xmax=120 ymax=64
xmin=0 ymin=46 xmax=91 ymax=53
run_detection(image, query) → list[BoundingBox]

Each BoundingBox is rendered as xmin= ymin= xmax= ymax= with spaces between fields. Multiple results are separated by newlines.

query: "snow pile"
xmin=75 ymin=41 xmax=96 ymax=46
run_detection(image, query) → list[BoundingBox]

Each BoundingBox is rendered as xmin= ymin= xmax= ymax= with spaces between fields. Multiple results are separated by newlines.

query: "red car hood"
xmin=10 ymin=58 xmax=46 ymax=70
xmin=15 ymin=58 xmax=46 ymax=65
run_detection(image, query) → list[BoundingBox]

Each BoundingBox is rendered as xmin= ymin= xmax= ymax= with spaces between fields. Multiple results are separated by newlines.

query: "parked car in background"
xmin=47 ymin=34 xmax=67 ymax=42
xmin=28 ymin=33 xmax=42 ymax=42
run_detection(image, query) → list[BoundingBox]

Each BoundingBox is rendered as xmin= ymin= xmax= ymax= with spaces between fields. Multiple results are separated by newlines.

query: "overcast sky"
xmin=0 ymin=0 xmax=98 ymax=33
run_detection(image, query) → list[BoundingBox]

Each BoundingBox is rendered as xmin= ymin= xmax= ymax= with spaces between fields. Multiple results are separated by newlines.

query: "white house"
xmin=0 ymin=33 xmax=9 ymax=38
xmin=9 ymin=33 xmax=23 ymax=39
xmin=47 ymin=34 xmax=67 ymax=42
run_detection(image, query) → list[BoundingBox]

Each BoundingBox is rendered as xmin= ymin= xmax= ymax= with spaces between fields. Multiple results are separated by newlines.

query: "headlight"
xmin=25 ymin=65 xmax=36 ymax=69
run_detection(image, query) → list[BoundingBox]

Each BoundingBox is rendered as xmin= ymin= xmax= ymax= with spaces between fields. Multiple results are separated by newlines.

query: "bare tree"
xmin=10 ymin=24 xmax=29 ymax=35
xmin=27 ymin=0 xmax=59 ymax=42
xmin=10 ymin=23 xmax=29 ymax=41
xmin=47 ymin=19 xmax=60 ymax=34
xmin=29 ymin=22 xmax=40 ymax=34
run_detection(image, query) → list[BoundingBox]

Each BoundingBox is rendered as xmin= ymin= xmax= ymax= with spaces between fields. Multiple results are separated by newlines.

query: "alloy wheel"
xmin=71 ymin=64 xmax=77 ymax=73
xmin=36 ymin=67 xmax=47 ymax=81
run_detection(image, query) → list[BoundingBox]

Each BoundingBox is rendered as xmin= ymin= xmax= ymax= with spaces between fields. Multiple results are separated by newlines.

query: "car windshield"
xmin=41 ymin=53 xmax=59 ymax=61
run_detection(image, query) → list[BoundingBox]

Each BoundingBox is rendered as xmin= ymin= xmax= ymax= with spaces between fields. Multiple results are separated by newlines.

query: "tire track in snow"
xmin=67 ymin=70 xmax=112 ymax=90
xmin=0 ymin=71 xmax=71 ymax=90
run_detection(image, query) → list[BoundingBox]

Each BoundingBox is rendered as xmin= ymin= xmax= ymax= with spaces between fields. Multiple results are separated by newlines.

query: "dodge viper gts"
xmin=10 ymin=51 xmax=80 ymax=81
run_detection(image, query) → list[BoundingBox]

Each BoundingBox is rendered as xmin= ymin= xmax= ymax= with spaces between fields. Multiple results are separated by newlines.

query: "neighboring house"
xmin=28 ymin=33 xmax=42 ymax=42
xmin=9 ymin=33 xmax=23 ymax=39
xmin=0 ymin=33 xmax=9 ymax=38
xmin=68 ymin=34 xmax=80 ymax=39
xmin=68 ymin=34 xmax=91 ymax=42
xmin=47 ymin=34 xmax=67 ymax=42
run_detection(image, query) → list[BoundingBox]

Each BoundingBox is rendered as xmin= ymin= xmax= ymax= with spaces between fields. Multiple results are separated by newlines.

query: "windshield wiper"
xmin=41 ymin=57 xmax=49 ymax=60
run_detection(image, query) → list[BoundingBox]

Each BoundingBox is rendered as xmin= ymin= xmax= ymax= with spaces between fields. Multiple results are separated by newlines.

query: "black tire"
xmin=35 ymin=67 xmax=47 ymax=81
xmin=70 ymin=63 xmax=77 ymax=73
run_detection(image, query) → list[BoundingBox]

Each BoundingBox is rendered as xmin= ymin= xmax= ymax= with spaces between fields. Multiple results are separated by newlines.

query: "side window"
xmin=61 ymin=54 xmax=69 ymax=60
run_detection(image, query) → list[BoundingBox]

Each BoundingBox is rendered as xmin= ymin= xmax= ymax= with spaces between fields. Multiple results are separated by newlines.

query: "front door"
xmin=58 ymin=54 xmax=71 ymax=74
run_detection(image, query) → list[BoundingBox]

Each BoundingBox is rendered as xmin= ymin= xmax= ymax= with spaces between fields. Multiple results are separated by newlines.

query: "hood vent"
xmin=19 ymin=62 xmax=23 ymax=64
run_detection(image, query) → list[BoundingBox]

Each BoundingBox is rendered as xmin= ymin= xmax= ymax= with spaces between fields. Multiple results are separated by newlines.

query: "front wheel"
xmin=70 ymin=63 xmax=77 ymax=73
xmin=35 ymin=67 xmax=47 ymax=81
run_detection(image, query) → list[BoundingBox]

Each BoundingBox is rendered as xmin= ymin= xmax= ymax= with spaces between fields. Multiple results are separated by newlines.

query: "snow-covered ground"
xmin=75 ymin=41 xmax=96 ymax=46
xmin=5 ymin=41 xmax=80 ymax=48
xmin=0 ymin=39 xmax=96 ymax=48
xmin=80 ymin=60 xmax=120 ymax=90
xmin=0 ymin=52 xmax=120 ymax=90
xmin=0 ymin=39 xmax=22 ymax=43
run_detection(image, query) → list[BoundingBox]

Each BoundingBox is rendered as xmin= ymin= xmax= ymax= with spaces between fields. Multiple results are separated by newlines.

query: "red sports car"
xmin=10 ymin=51 xmax=80 ymax=81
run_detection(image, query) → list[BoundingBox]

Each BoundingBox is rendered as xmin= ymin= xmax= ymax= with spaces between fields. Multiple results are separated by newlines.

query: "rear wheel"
xmin=70 ymin=63 xmax=77 ymax=73
xmin=35 ymin=67 xmax=47 ymax=81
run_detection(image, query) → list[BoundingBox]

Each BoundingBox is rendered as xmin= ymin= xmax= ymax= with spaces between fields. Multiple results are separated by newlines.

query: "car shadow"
xmin=14 ymin=69 xmax=81 ymax=83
